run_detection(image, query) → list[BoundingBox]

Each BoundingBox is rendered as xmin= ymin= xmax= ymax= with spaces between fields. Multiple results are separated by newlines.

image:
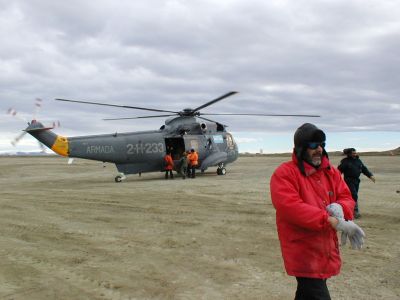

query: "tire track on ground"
xmin=0 ymin=250 xmax=133 ymax=300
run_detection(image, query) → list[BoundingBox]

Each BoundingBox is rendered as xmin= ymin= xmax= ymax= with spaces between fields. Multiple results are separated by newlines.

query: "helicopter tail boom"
xmin=25 ymin=121 xmax=69 ymax=157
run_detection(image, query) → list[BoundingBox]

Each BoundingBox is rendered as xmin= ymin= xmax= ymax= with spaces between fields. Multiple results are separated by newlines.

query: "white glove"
xmin=326 ymin=203 xmax=348 ymax=246
xmin=336 ymin=220 xmax=365 ymax=250
xmin=326 ymin=203 xmax=365 ymax=250
xmin=326 ymin=203 xmax=344 ymax=219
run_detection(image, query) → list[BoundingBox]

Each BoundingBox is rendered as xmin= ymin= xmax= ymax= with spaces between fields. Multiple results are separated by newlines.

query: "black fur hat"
xmin=294 ymin=123 xmax=327 ymax=175
xmin=343 ymin=148 xmax=356 ymax=156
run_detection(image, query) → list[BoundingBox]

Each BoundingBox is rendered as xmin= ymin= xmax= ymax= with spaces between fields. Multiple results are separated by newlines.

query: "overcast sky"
xmin=1 ymin=0 xmax=399 ymax=154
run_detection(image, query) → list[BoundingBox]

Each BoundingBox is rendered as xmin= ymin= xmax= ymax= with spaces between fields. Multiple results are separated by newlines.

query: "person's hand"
xmin=326 ymin=203 xmax=347 ymax=247
xmin=326 ymin=203 xmax=365 ymax=249
xmin=370 ymin=176 xmax=376 ymax=183
xmin=336 ymin=219 xmax=365 ymax=250
xmin=326 ymin=203 xmax=344 ymax=219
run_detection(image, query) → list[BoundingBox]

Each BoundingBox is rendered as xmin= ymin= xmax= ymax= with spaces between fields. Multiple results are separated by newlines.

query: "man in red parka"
xmin=270 ymin=123 xmax=365 ymax=299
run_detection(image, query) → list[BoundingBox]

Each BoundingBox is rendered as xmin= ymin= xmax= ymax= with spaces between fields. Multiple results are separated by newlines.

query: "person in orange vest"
xmin=188 ymin=148 xmax=198 ymax=178
xmin=164 ymin=152 xmax=174 ymax=179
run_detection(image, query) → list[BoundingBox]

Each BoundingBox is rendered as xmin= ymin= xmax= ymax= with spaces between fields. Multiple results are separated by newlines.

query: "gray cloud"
xmin=1 ymin=0 xmax=399 ymax=152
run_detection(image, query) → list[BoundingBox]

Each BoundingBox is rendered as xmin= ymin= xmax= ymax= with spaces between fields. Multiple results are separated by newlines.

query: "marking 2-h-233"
xmin=127 ymin=143 xmax=164 ymax=155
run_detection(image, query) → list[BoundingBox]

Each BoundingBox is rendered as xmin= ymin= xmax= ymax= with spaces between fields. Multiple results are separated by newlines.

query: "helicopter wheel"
xmin=217 ymin=168 xmax=226 ymax=175
xmin=115 ymin=173 xmax=127 ymax=182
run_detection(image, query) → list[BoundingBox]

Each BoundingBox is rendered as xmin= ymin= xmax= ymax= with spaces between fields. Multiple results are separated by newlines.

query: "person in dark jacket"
xmin=179 ymin=152 xmax=188 ymax=179
xmin=270 ymin=123 xmax=365 ymax=300
xmin=338 ymin=148 xmax=375 ymax=218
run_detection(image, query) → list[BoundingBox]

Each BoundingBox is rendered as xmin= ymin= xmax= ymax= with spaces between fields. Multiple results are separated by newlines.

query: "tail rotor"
xmin=6 ymin=98 xmax=61 ymax=152
xmin=7 ymin=107 xmax=27 ymax=123
xmin=11 ymin=131 xmax=27 ymax=146
xmin=33 ymin=98 xmax=43 ymax=121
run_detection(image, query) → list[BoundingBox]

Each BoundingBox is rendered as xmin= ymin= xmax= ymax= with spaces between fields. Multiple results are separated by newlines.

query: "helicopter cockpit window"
xmin=227 ymin=134 xmax=234 ymax=148
xmin=213 ymin=135 xmax=224 ymax=144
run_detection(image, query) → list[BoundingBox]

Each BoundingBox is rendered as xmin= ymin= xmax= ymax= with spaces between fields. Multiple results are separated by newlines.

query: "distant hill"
xmin=0 ymin=151 xmax=55 ymax=157
xmin=240 ymin=147 xmax=400 ymax=157
xmin=354 ymin=147 xmax=400 ymax=156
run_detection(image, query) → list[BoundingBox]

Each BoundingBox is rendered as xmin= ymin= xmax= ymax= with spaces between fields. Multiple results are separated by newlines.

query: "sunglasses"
xmin=307 ymin=142 xmax=326 ymax=149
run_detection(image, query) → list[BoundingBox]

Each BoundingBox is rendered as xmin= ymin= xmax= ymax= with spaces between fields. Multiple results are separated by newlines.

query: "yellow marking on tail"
xmin=51 ymin=135 xmax=69 ymax=156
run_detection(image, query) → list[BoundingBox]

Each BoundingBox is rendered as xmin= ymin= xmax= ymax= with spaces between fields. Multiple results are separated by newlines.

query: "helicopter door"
xmin=165 ymin=137 xmax=185 ymax=160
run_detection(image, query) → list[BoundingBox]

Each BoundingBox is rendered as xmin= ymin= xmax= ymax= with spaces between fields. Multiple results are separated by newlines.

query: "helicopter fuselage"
xmin=26 ymin=116 xmax=239 ymax=180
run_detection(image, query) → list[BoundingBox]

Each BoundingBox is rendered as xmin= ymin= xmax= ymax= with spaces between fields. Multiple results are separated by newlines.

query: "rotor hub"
xmin=180 ymin=108 xmax=200 ymax=117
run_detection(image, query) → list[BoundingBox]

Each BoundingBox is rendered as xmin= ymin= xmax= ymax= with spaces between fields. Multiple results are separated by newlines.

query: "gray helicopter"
xmin=23 ymin=92 xmax=319 ymax=182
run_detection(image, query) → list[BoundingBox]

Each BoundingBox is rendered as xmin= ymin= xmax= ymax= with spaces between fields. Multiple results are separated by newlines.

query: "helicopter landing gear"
xmin=217 ymin=168 xmax=226 ymax=175
xmin=115 ymin=173 xmax=127 ymax=183
xmin=217 ymin=163 xmax=226 ymax=175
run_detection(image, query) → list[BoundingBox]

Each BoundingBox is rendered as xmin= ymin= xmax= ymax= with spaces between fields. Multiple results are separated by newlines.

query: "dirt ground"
xmin=0 ymin=155 xmax=399 ymax=300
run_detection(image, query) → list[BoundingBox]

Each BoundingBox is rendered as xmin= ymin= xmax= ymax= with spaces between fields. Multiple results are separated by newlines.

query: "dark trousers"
xmin=180 ymin=167 xmax=187 ymax=179
xmin=165 ymin=170 xmax=173 ymax=179
xmin=189 ymin=165 xmax=197 ymax=178
xmin=295 ymin=277 xmax=331 ymax=300
xmin=345 ymin=177 xmax=360 ymax=213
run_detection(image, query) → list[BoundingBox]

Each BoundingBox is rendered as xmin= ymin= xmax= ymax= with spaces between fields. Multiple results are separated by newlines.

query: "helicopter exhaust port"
xmin=200 ymin=123 xmax=207 ymax=132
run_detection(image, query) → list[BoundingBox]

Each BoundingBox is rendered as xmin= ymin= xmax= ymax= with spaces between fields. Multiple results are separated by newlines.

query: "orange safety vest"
xmin=188 ymin=151 xmax=198 ymax=166
xmin=164 ymin=154 xmax=174 ymax=170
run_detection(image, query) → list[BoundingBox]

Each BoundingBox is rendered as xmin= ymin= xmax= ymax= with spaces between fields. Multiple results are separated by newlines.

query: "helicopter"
xmin=21 ymin=91 xmax=319 ymax=182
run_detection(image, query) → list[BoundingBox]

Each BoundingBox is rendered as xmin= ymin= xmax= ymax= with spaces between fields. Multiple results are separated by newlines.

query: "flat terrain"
xmin=0 ymin=155 xmax=399 ymax=300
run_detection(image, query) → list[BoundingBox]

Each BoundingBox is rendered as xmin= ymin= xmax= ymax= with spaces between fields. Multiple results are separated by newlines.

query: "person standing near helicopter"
xmin=164 ymin=152 xmax=174 ymax=179
xmin=187 ymin=149 xmax=199 ymax=178
xmin=179 ymin=152 xmax=189 ymax=179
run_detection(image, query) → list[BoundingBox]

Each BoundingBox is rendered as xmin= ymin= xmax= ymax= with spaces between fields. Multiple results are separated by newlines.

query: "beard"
xmin=305 ymin=152 xmax=322 ymax=167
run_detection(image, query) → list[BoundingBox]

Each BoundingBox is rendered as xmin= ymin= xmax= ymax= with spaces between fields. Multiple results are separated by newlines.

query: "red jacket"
xmin=270 ymin=153 xmax=354 ymax=279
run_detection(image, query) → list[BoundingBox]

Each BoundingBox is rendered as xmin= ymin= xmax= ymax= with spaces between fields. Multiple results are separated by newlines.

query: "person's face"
xmin=351 ymin=151 xmax=357 ymax=158
xmin=305 ymin=142 xmax=324 ymax=167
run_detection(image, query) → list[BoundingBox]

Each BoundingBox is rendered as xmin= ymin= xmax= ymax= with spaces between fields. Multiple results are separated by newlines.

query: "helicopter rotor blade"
xmin=200 ymin=113 xmax=321 ymax=117
xmin=38 ymin=141 xmax=46 ymax=153
xmin=11 ymin=131 xmax=27 ymax=146
xmin=55 ymin=98 xmax=179 ymax=114
xmin=6 ymin=107 xmax=28 ymax=122
xmin=192 ymin=91 xmax=238 ymax=113
xmin=103 ymin=114 xmax=177 ymax=121
xmin=33 ymin=98 xmax=43 ymax=120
